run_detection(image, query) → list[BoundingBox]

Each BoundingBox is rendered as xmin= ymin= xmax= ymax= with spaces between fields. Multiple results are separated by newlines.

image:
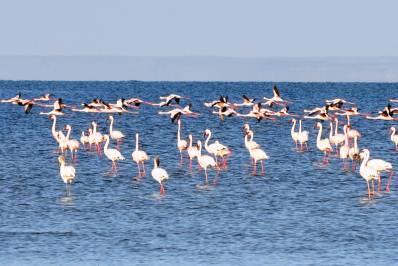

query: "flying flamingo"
xmin=151 ymin=156 xmax=169 ymax=194
xmin=58 ymin=156 xmax=76 ymax=196
xmin=103 ymin=135 xmax=125 ymax=171
xmin=132 ymin=133 xmax=149 ymax=177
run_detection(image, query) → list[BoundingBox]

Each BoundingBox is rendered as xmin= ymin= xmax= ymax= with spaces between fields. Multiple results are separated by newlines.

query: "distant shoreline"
xmin=0 ymin=56 xmax=397 ymax=82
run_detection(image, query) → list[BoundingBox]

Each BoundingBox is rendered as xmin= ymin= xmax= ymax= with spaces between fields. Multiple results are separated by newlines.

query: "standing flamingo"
xmin=109 ymin=115 xmax=125 ymax=142
xmin=360 ymin=150 xmax=393 ymax=192
xmin=132 ymin=133 xmax=149 ymax=176
xmin=58 ymin=156 xmax=75 ymax=196
xmin=359 ymin=149 xmax=378 ymax=200
xmin=65 ymin=125 xmax=80 ymax=159
xmin=151 ymin=156 xmax=169 ymax=194
xmin=315 ymin=122 xmax=333 ymax=163
xmin=339 ymin=125 xmax=350 ymax=169
xmin=197 ymin=140 xmax=217 ymax=184
xmin=290 ymin=119 xmax=299 ymax=149
xmin=177 ymin=119 xmax=188 ymax=162
xmin=297 ymin=120 xmax=309 ymax=151
xmin=103 ymin=135 xmax=125 ymax=170
xmin=390 ymin=127 xmax=398 ymax=150
xmin=187 ymin=134 xmax=199 ymax=170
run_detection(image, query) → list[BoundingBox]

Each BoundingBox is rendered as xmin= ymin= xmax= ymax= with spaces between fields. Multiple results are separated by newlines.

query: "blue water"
xmin=1 ymin=81 xmax=398 ymax=265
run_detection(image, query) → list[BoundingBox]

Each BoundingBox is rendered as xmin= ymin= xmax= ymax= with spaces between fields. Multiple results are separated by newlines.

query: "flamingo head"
xmin=203 ymin=129 xmax=211 ymax=137
xmin=58 ymin=156 xmax=65 ymax=164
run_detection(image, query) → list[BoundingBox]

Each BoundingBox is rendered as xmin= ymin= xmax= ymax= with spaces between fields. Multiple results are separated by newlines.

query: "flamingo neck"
xmin=334 ymin=119 xmax=339 ymax=135
xmin=291 ymin=120 xmax=296 ymax=135
xmin=204 ymin=131 xmax=211 ymax=150
xmin=250 ymin=132 xmax=254 ymax=142
xmin=244 ymin=134 xmax=249 ymax=146
xmin=354 ymin=137 xmax=358 ymax=149
xmin=135 ymin=134 xmax=139 ymax=151
xmin=104 ymin=137 xmax=109 ymax=151
xmin=344 ymin=126 xmax=349 ymax=145
xmin=110 ymin=119 xmax=114 ymax=133
xmin=329 ymin=122 xmax=333 ymax=139
xmin=360 ymin=152 xmax=369 ymax=172
xmin=177 ymin=121 xmax=181 ymax=141
xmin=391 ymin=128 xmax=396 ymax=140
xmin=66 ymin=127 xmax=71 ymax=140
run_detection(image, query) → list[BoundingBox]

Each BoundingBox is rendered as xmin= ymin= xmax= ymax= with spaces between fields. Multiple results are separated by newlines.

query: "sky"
xmin=0 ymin=0 xmax=397 ymax=57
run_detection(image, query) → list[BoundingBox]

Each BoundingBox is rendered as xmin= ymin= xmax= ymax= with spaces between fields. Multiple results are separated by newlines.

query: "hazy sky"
xmin=0 ymin=0 xmax=397 ymax=57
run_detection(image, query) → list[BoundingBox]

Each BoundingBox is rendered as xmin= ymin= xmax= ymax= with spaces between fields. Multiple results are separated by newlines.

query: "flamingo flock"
xmin=1 ymin=86 xmax=397 ymax=200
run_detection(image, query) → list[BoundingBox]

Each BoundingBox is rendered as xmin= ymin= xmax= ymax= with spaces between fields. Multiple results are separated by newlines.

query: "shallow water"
xmin=1 ymin=81 xmax=398 ymax=265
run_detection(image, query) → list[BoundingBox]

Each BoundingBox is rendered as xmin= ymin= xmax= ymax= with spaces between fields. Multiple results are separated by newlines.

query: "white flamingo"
xmin=315 ymin=122 xmax=333 ymax=163
xmin=65 ymin=125 xmax=80 ymax=159
xmin=360 ymin=150 xmax=393 ymax=192
xmin=92 ymin=121 xmax=104 ymax=152
xmin=132 ymin=133 xmax=149 ymax=176
xmin=297 ymin=120 xmax=309 ymax=151
xmin=248 ymin=144 xmax=269 ymax=175
xmin=177 ymin=119 xmax=188 ymax=161
xmin=187 ymin=134 xmax=199 ymax=169
xmin=197 ymin=140 xmax=217 ymax=184
xmin=390 ymin=127 xmax=398 ymax=150
xmin=359 ymin=149 xmax=378 ymax=200
xmin=58 ymin=156 xmax=75 ymax=196
xmin=103 ymin=134 xmax=125 ymax=170
xmin=204 ymin=129 xmax=231 ymax=167
xmin=151 ymin=156 xmax=169 ymax=194
xmin=290 ymin=119 xmax=299 ymax=149
xmin=109 ymin=115 xmax=125 ymax=141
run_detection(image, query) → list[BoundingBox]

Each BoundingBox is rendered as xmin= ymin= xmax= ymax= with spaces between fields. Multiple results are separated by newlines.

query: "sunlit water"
xmin=1 ymin=81 xmax=398 ymax=265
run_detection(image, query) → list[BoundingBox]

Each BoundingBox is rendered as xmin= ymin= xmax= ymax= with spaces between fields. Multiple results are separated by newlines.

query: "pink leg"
xmin=261 ymin=160 xmax=265 ymax=175
xmin=386 ymin=171 xmax=394 ymax=192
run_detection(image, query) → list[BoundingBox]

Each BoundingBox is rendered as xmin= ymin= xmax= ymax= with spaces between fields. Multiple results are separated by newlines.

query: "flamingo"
xmin=65 ymin=125 xmax=80 ymax=159
xmin=244 ymin=129 xmax=260 ymax=151
xmin=109 ymin=115 xmax=125 ymax=142
xmin=297 ymin=120 xmax=309 ymax=151
xmin=132 ymin=133 xmax=149 ymax=176
xmin=245 ymin=131 xmax=269 ymax=175
xmin=103 ymin=135 xmax=125 ymax=170
xmin=187 ymin=134 xmax=199 ymax=170
xmin=359 ymin=149 xmax=378 ymax=199
xmin=360 ymin=150 xmax=393 ymax=192
xmin=315 ymin=122 xmax=333 ymax=163
xmin=151 ymin=156 xmax=169 ymax=194
xmin=92 ymin=121 xmax=104 ymax=152
xmin=49 ymin=115 xmax=64 ymax=142
xmin=390 ymin=127 xmax=398 ymax=150
xmin=290 ymin=119 xmax=299 ymax=149
xmin=177 ymin=119 xmax=188 ymax=162
xmin=196 ymin=140 xmax=217 ymax=184
xmin=58 ymin=156 xmax=75 ymax=196
xmin=203 ymin=129 xmax=231 ymax=167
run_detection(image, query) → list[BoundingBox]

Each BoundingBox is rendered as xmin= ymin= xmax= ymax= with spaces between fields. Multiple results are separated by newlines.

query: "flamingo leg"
xmin=141 ymin=162 xmax=146 ymax=174
xmin=261 ymin=160 xmax=265 ymax=175
xmin=378 ymin=174 xmax=381 ymax=192
xmin=252 ymin=160 xmax=257 ymax=175
xmin=160 ymin=183 xmax=165 ymax=194
xmin=204 ymin=168 xmax=208 ymax=184
xmin=372 ymin=179 xmax=375 ymax=195
xmin=367 ymin=181 xmax=371 ymax=199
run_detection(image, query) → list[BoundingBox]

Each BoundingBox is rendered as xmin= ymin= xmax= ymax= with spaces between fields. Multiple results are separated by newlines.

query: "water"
xmin=1 ymin=81 xmax=398 ymax=265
